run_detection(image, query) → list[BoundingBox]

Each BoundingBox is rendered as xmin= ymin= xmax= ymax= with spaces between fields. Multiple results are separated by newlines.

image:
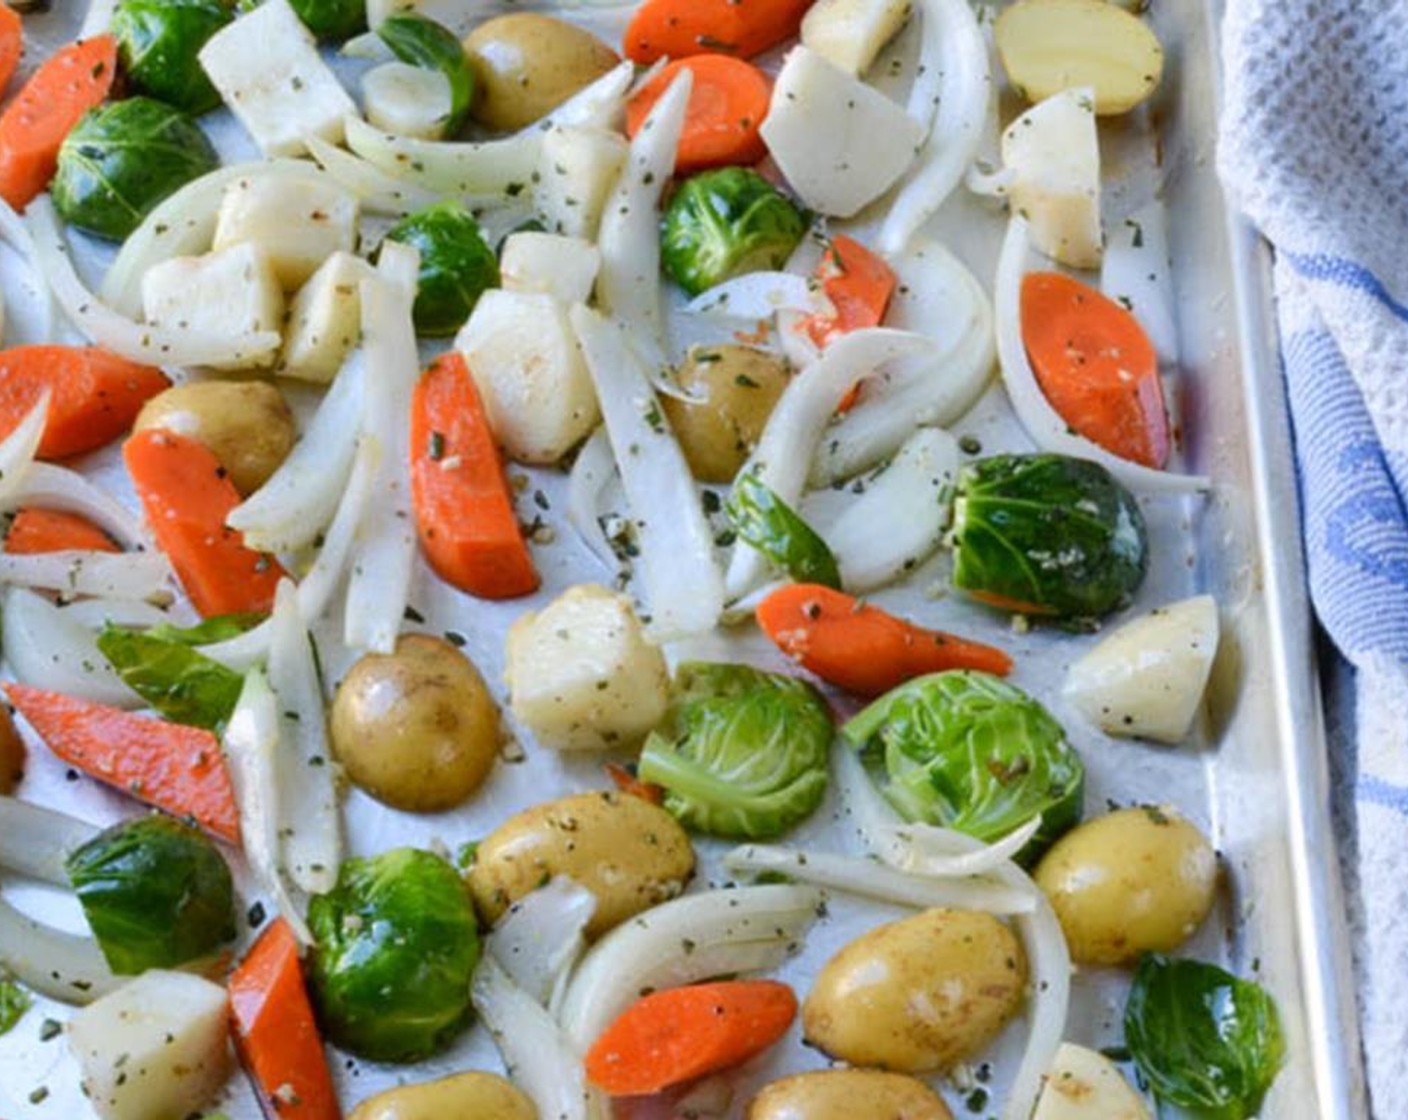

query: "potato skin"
xmin=133 ymin=380 xmax=295 ymax=496
xmin=348 ymin=1071 xmax=536 ymax=1120
xmin=330 ymin=635 xmax=500 ymax=813
xmin=464 ymin=14 xmax=620 ymax=131
xmin=468 ymin=790 xmax=694 ymax=936
xmin=748 ymin=1070 xmax=954 ymax=1120
xmin=1034 ymin=805 xmax=1217 ymax=966
xmin=802 ymin=909 xmax=1027 ymax=1073
xmin=0 ymin=705 xmax=23 ymax=794
xmin=661 ymin=345 xmax=790 ymax=484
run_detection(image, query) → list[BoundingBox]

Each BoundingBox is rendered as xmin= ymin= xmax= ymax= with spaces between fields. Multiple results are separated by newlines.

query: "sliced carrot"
xmin=4 ymin=682 xmax=240 ymax=843
xmin=123 ymin=428 xmax=286 ymax=618
xmin=604 ymin=761 xmax=666 ymax=806
xmin=1021 ymin=271 xmax=1169 ymax=469
xmin=409 ymin=351 xmax=539 ymax=600
xmin=756 ymin=583 xmax=1014 ymax=697
xmin=229 ymin=919 xmax=341 ymax=1120
xmin=624 ymin=0 xmax=812 ymax=63
xmin=0 ymin=346 xmax=169 ymax=460
xmin=803 ymin=235 xmax=897 ymax=351
xmin=0 ymin=34 xmax=116 ymax=210
xmin=5 ymin=507 xmax=119 ymax=554
xmin=627 ymin=55 xmax=771 ymax=175
xmin=585 ymin=979 xmax=798 ymax=1096
xmin=0 ymin=5 xmax=23 ymax=96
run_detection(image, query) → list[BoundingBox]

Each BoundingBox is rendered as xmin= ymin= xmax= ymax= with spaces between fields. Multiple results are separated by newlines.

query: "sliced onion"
xmin=595 ymin=70 xmax=691 ymax=372
xmin=723 ymin=328 xmax=934 ymax=599
xmin=0 ymin=895 xmax=120 ymax=1005
xmin=1101 ymin=201 xmax=1179 ymax=365
xmin=488 ymin=876 xmax=597 ymax=1007
xmin=1004 ymin=884 xmax=1071 ymax=1120
xmin=2 ymin=587 xmax=145 ymax=708
xmin=878 ymin=0 xmax=991 ymax=254
xmin=0 ymin=194 xmax=55 ymax=343
xmin=0 ymin=796 xmax=99 ymax=885
xmin=569 ymin=304 xmax=724 ymax=640
xmin=566 ymin=426 xmax=622 ymax=573
xmin=996 ymin=217 xmax=1209 ymax=493
xmin=305 ymin=136 xmax=438 ymax=216
xmin=28 ymin=196 xmax=281 ymax=368
xmin=555 ymin=884 xmax=821 ymax=1051
xmin=267 ymin=580 xmax=342 ymax=897
xmin=80 ymin=0 xmax=117 ymax=37
xmin=0 ymin=550 xmax=172 ymax=601
xmin=6 ymin=462 xmax=148 ymax=549
xmin=683 ymin=272 xmax=828 ymax=320
xmin=0 ymin=388 xmax=46 ymax=508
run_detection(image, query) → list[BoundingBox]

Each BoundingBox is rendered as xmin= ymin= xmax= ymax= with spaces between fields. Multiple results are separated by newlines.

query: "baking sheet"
xmin=0 ymin=2 xmax=1368 ymax=1117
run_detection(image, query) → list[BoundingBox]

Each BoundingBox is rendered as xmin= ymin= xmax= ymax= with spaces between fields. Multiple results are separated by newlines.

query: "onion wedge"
xmin=6 ymin=463 xmax=148 ymax=549
xmin=0 ymin=388 xmax=46 ymax=508
xmin=0 ymin=896 xmax=120 ymax=1005
xmin=566 ymin=426 xmax=622 ymax=573
xmin=2 ymin=588 xmax=149 ymax=708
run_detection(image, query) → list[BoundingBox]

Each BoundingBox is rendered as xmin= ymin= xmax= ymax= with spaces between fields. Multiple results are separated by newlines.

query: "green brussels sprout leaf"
xmin=726 ymin=471 xmax=841 ymax=589
xmin=289 ymin=0 xmax=365 ymax=41
xmin=112 ymin=0 xmax=232 ymax=115
xmin=385 ymin=201 xmax=500 ymax=336
xmin=0 ymin=974 xmax=31 ymax=1036
xmin=96 ymin=624 xmax=246 ymax=732
xmin=147 ymin=612 xmax=267 ymax=646
xmin=377 ymin=14 xmax=474 ymax=137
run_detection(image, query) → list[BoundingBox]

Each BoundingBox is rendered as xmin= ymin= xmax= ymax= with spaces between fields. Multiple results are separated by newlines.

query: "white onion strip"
xmin=0 ymin=896 xmax=120 ymax=1005
xmin=1 ymin=587 xmax=145 ymax=708
xmin=683 ymin=272 xmax=826 ymax=320
xmin=6 ymin=462 xmax=148 ymax=549
xmin=488 ymin=876 xmax=597 ymax=1008
xmin=570 ymin=305 xmax=724 ymax=639
xmin=0 ymin=797 xmax=100 ymax=885
xmin=0 ymin=195 xmax=55 ymax=344
xmin=305 ymin=136 xmax=438 ymax=216
xmin=566 ymin=427 xmax=622 ymax=573
xmin=0 ymin=550 xmax=171 ymax=601
xmin=996 ymin=217 xmax=1209 ymax=494
xmin=0 ymin=388 xmax=46 ymax=508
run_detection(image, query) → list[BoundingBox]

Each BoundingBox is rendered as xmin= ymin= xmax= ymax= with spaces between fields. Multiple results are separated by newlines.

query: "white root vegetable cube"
xmin=1033 ymin=1043 xmax=1151 ymax=1120
xmin=760 ymin=46 xmax=926 ymax=218
xmin=68 ymin=970 xmax=231 ymax=1120
xmin=499 ymin=232 xmax=602 ymax=304
xmin=801 ymin=0 xmax=913 ymax=75
xmin=199 ymin=0 xmax=358 ymax=157
xmin=506 ymin=584 xmax=669 ymax=751
xmin=212 ymin=174 xmax=359 ymax=291
xmin=279 ymin=251 xmax=376 ymax=382
xmin=142 ymin=243 xmax=284 ymax=371
xmin=455 ymin=290 xmax=600 ymax=465
xmin=536 ymin=125 xmax=629 ymax=241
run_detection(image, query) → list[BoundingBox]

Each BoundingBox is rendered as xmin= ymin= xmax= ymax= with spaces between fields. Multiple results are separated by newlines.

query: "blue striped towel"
xmin=1220 ymin=2 xmax=1408 ymax=1113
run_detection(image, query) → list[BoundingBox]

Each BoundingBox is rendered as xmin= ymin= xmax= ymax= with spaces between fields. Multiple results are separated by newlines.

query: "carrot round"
xmin=229 ymin=918 xmax=340 ymax=1120
xmin=0 ymin=345 xmax=169 ymax=460
xmin=585 ymin=979 xmax=798 ymax=1096
xmin=5 ymin=507 xmax=119 ymax=554
xmin=123 ymin=428 xmax=285 ymax=618
xmin=804 ymin=234 xmax=898 ymax=351
xmin=0 ymin=5 xmax=23 ymax=97
xmin=410 ymin=351 xmax=539 ymax=600
xmin=624 ymin=0 xmax=812 ymax=63
xmin=756 ymin=584 xmax=1014 ymax=697
xmin=4 ymin=682 xmax=240 ymax=843
xmin=0 ymin=34 xmax=116 ymax=210
xmin=627 ymin=55 xmax=771 ymax=175
xmin=1021 ymin=271 xmax=1169 ymax=469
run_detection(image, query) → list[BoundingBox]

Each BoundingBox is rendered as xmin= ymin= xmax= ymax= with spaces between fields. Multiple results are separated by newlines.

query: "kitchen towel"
xmin=1219 ymin=1 xmax=1408 ymax=1113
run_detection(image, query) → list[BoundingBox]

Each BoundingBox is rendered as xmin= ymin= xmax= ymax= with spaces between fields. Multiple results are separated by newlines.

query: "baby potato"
xmin=464 ymin=14 xmax=620 ymax=131
xmin=0 ymin=705 xmax=23 ymax=794
xmin=748 ymin=1069 xmax=954 ymax=1120
xmin=661 ymin=345 xmax=791 ymax=484
xmin=1034 ymin=805 xmax=1217 ymax=966
xmin=330 ymin=635 xmax=500 ymax=813
xmin=349 ymin=1071 xmax=535 ymax=1120
xmin=132 ymin=380 xmax=295 ymax=496
xmin=803 ymin=909 xmax=1027 ymax=1073
xmin=468 ymin=790 xmax=694 ymax=936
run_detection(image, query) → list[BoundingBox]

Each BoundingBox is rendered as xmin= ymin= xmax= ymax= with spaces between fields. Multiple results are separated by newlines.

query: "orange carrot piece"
xmin=1021 ymin=271 xmax=1170 ymax=469
xmin=803 ymin=234 xmax=898 ymax=351
xmin=409 ymin=352 xmax=540 ymax=600
xmin=229 ymin=919 xmax=341 ymax=1120
xmin=5 ymin=507 xmax=119 ymax=554
xmin=0 ymin=34 xmax=116 ymax=210
xmin=627 ymin=55 xmax=771 ymax=175
xmin=586 ymin=980 xmax=797 ymax=1096
xmin=123 ymin=428 xmax=285 ymax=618
xmin=0 ymin=6 xmax=23 ymax=96
xmin=756 ymin=583 xmax=1014 ymax=697
xmin=624 ymin=0 xmax=812 ymax=63
xmin=604 ymin=761 xmax=666 ymax=806
xmin=0 ymin=346 xmax=169 ymax=460
xmin=4 ymin=682 xmax=240 ymax=843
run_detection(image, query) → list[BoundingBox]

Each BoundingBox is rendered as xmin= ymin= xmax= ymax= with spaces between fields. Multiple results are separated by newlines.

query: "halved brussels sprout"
xmin=112 ymin=0 xmax=233 ymax=115
xmin=53 ymin=98 xmax=220 ymax=242
xmin=289 ymin=0 xmax=365 ymax=41
xmin=661 ymin=168 xmax=808 ymax=297
xmin=385 ymin=200 xmax=500 ymax=335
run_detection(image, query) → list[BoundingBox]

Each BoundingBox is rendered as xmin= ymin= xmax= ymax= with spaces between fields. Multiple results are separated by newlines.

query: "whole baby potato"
xmin=0 ymin=705 xmax=23 ymax=795
xmin=1034 ymin=804 xmax=1217 ymax=966
xmin=748 ymin=1069 xmax=954 ymax=1120
xmin=661 ymin=345 xmax=791 ymax=483
xmin=331 ymin=635 xmax=500 ymax=813
xmin=802 ymin=908 xmax=1027 ymax=1073
xmin=348 ymin=1071 xmax=535 ymax=1120
xmin=468 ymin=790 xmax=694 ymax=936
xmin=133 ymin=380 xmax=295 ymax=496
xmin=464 ymin=14 xmax=620 ymax=131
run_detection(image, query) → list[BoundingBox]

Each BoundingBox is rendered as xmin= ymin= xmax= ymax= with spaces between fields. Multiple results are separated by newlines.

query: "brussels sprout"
xmin=950 ymin=453 xmax=1148 ymax=620
xmin=112 ymin=0 xmax=233 ymax=115
xmin=97 ymin=623 xmax=246 ymax=732
xmin=289 ymin=0 xmax=365 ymax=40
xmin=843 ymin=670 xmax=1084 ymax=859
xmin=726 ymin=471 xmax=841 ymax=588
xmin=385 ymin=201 xmax=500 ymax=336
xmin=377 ymin=14 xmax=474 ymax=137
xmin=53 ymin=98 xmax=219 ymax=242
xmin=64 ymin=815 xmax=237 ymax=976
xmin=638 ymin=662 xmax=832 ymax=839
xmin=1125 ymin=955 xmax=1285 ymax=1119
xmin=661 ymin=168 xmax=808 ymax=297
xmin=308 ymin=848 xmax=480 ymax=1062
